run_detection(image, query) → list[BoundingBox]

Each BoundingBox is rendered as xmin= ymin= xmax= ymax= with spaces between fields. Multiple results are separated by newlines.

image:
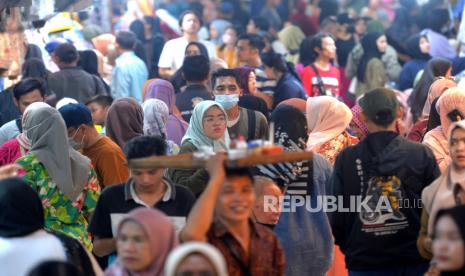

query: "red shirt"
xmin=301 ymin=64 xmax=341 ymax=97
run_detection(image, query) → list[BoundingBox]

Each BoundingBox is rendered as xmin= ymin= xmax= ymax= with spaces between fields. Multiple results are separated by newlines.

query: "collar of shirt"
xmin=211 ymin=218 xmax=263 ymax=239
xmin=124 ymin=177 xmax=175 ymax=207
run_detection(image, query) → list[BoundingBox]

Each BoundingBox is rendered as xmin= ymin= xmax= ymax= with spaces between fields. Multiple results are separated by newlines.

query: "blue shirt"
xmin=398 ymin=59 xmax=428 ymax=91
xmin=111 ymin=51 xmax=148 ymax=102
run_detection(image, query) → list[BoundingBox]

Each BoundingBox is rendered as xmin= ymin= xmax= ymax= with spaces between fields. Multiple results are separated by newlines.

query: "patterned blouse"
xmin=317 ymin=131 xmax=359 ymax=165
xmin=16 ymin=153 xmax=100 ymax=251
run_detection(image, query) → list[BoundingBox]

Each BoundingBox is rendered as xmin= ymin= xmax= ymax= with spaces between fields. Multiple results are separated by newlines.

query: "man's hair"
xmin=211 ymin=69 xmax=239 ymax=89
xmin=182 ymin=55 xmax=210 ymax=82
xmin=251 ymin=16 xmax=270 ymax=32
xmin=225 ymin=167 xmax=253 ymax=182
xmin=116 ymin=30 xmax=137 ymax=50
xmin=85 ymin=95 xmax=114 ymax=108
xmin=13 ymin=78 xmax=46 ymax=100
xmin=237 ymin=33 xmax=265 ymax=52
xmin=124 ymin=135 xmax=167 ymax=160
xmin=309 ymin=32 xmax=334 ymax=60
xmin=53 ymin=43 xmax=79 ymax=63
xmin=178 ymin=10 xmax=203 ymax=28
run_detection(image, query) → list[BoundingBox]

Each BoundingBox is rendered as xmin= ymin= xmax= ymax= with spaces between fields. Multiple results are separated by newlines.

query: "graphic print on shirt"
xmin=311 ymin=76 xmax=339 ymax=97
xmin=356 ymin=159 xmax=409 ymax=236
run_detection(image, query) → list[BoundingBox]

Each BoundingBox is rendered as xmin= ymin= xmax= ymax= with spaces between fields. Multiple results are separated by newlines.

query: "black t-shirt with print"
xmin=176 ymin=84 xmax=212 ymax=122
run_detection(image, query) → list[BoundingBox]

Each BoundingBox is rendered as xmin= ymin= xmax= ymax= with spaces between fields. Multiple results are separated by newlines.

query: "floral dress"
xmin=317 ymin=131 xmax=359 ymax=165
xmin=16 ymin=153 xmax=100 ymax=251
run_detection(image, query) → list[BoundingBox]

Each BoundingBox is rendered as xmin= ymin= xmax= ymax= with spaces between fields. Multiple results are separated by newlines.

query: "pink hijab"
xmin=422 ymin=78 xmax=457 ymax=117
xmin=350 ymin=104 xmax=369 ymax=139
xmin=306 ymin=96 xmax=353 ymax=151
xmin=105 ymin=208 xmax=179 ymax=276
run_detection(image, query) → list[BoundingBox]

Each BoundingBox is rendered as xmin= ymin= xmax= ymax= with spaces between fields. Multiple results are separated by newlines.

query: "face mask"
xmin=69 ymin=126 xmax=85 ymax=150
xmin=215 ymin=94 xmax=239 ymax=110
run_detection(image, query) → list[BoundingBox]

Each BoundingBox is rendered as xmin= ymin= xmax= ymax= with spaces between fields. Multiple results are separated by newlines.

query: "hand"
xmin=0 ymin=164 xmax=22 ymax=180
xmin=206 ymin=153 xmax=226 ymax=182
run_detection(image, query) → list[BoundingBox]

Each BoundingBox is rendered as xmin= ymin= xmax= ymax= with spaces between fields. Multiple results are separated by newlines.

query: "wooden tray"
xmin=128 ymin=151 xmax=313 ymax=169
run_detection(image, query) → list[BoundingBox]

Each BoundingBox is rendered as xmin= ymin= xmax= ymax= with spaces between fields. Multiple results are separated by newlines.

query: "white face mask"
xmin=222 ymin=33 xmax=234 ymax=45
xmin=215 ymin=94 xmax=239 ymax=110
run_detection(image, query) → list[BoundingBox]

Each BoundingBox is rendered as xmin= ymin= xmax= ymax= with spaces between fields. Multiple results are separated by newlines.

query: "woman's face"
xmin=175 ymin=253 xmax=217 ymax=276
xmin=355 ymin=19 xmax=367 ymax=35
xmin=248 ymin=71 xmax=257 ymax=94
xmin=117 ymin=220 xmax=152 ymax=272
xmin=202 ymin=106 xmax=227 ymax=140
xmin=419 ymin=37 xmax=430 ymax=54
xmin=433 ymin=215 xmax=465 ymax=272
xmin=376 ymin=35 xmax=388 ymax=53
xmin=186 ymin=44 xmax=201 ymax=57
xmin=222 ymin=28 xmax=237 ymax=45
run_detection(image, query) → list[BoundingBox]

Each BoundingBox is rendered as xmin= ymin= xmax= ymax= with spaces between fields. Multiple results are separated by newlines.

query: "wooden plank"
xmin=128 ymin=151 xmax=313 ymax=169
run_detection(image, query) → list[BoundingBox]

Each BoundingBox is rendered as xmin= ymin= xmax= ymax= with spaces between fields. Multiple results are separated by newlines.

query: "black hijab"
xmin=77 ymin=50 xmax=99 ymax=76
xmin=406 ymin=34 xmax=431 ymax=61
xmin=426 ymin=97 xmax=441 ymax=133
xmin=434 ymin=205 xmax=465 ymax=276
xmin=409 ymin=58 xmax=452 ymax=122
xmin=22 ymin=58 xmax=50 ymax=80
xmin=0 ymin=177 xmax=44 ymax=238
xmin=255 ymin=105 xmax=309 ymax=187
xmin=357 ymin=32 xmax=384 ymax=82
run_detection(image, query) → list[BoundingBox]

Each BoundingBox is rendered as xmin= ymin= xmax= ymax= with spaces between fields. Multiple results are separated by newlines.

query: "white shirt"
xmin=158 ymin=37 xmax=217 ymax=72
xmin=0 ymin=230 xmax=66 ymax=276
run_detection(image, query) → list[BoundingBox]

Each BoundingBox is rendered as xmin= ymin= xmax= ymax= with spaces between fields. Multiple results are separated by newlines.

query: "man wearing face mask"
xmin=212 ymin=69 xmax=268 ymax=141
xmin=58 ymin=103 xmax=129 ymax=188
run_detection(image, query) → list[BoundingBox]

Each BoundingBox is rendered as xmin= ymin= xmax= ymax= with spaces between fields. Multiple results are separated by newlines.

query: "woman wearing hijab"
xmin=209 ymin=19 xmax=232 ymax=46
xmin=0 ymin=178 xmax=102 ymax=276
xmin=170 ymin=42 xmax=210 ymax=93
xmin=432 ymin=205 xmax=465 ymax=275
xmin=423 ymin=88 xmax=465 ymax=172
xmin=168 ymin=101 xmax=229 ymax=196
xmin=106 ymin=97 xmax=144 ymax=150
xmin=142 ymin=99 xmax=180 ymax=155
xmin=164 ymin=242 xmax=228 ymax=276
xmin=217 ymin=25 xmax=239 ymax=68
xmin=408 ymin=78 xmax=457 ymax=142
xmin=350 ymin=104 xmax=370 ymax=140
xmin=255 ymin=105 xmax=333 ymax=276
xmin=307 ymin=96 xmax=358 ymax=165
xmin=409 ymin=57 xmax=452 ymax=123
xmin=0 ymin=102 xmax=49 ymax=166
xmin=278 ymin=25 xmax=306 ymax=64
xmin=398 ymin=34 xmax=432 ymax=91
xmin=78 ymin=50 xmax=110 ymax=94
xmin=418 ymin=120 xmax=465 ymax=260
xmin=355 ymin=32 xmax=389 ymax=98
xmin=105 ymin=208 xmax=178 ymax=276
xmin=144 ymin=79 xmax=188 ymax=145
xmin=14 ymin=105 xmax=100 ymax=251
xmin=22 ymin=58 xmax=50 ymax=80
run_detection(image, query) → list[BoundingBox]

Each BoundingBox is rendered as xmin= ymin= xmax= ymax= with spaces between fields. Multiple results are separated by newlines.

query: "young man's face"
xmin=213 ymin=76 xmax=241 ymax=96
xmin=450 ymin=127 xmax=465 ymax=170
xmin=15 ymin=89 xmax=44 ymax=113
xmin=316 ymin=36 xmax=337 ymax=60
xmin=236 ymin=39 xmax=254 ymax=63
xmin=216 ymin=175 xmax=255 ymax=223
xmin=87 ymin=102 xmax=109 ymax=125
xmin=130 ymin=168 xmax=164 ymax=193
xmin=182 ymin=13 xmax=201 ymax=35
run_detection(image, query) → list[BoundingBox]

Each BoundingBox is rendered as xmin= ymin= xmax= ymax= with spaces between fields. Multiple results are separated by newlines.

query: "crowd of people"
xmin=2 ymin=0 xmax=465 ymax=275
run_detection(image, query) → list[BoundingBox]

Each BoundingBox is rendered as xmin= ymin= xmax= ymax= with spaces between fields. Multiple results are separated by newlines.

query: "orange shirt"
xmin=83 ymin=136 xmax=129 ymax=187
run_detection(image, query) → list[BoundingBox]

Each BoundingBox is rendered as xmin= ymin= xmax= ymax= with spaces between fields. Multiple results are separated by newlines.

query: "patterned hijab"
xmin=142 ymin=99 xmax=169 ymax=138
xmin=106 ymin=98 xmax=144 ymax=149
xmin=23 ymin=105 xmax=90 ymax=201
xmin=181 ymin=100 xmax=230 ymax=151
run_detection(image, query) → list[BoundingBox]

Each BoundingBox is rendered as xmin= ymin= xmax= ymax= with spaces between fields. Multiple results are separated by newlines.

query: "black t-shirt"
xmin=88 ymin=177 xmax=195 ymax=241
xmin=176 ymin=84 xmax=212 ymax=122
xmin=336 ymin=36 xmax=356 ymax=68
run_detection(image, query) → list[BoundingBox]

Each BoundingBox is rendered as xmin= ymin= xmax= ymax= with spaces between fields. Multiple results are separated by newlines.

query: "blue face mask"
xmin=215 ymin=94 xmax=239 ymax=110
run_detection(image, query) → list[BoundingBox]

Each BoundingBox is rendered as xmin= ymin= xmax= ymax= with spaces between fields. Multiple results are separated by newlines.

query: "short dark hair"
xmin=309 ymin=32 xmax=334 ymax=60
xmin=211 ymin=69 xmax=239 ymax=88
xmin=179 ymin=10 xmax=203 ymax=28
xmin=116 ymin=30 xmax=137 ymax=50
xmin=225 ymin=167 xmax=253 ymax=182
xmin=53 ymin=43 xmax=79 ymax=63
xmin=13 ymin=78 xmax=46 ymax=100
xmin=251 ymin=16 xmax=270 ymax=32
xmin=182 ymin=55 xmax=210 ymax=82
xmin=237 ymin=33 xmax=265 ymax=52
xmin=85 ymin=95 xmax=114 ymax=107
xmin=124 ymin=135 xmax=168 ymax=159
